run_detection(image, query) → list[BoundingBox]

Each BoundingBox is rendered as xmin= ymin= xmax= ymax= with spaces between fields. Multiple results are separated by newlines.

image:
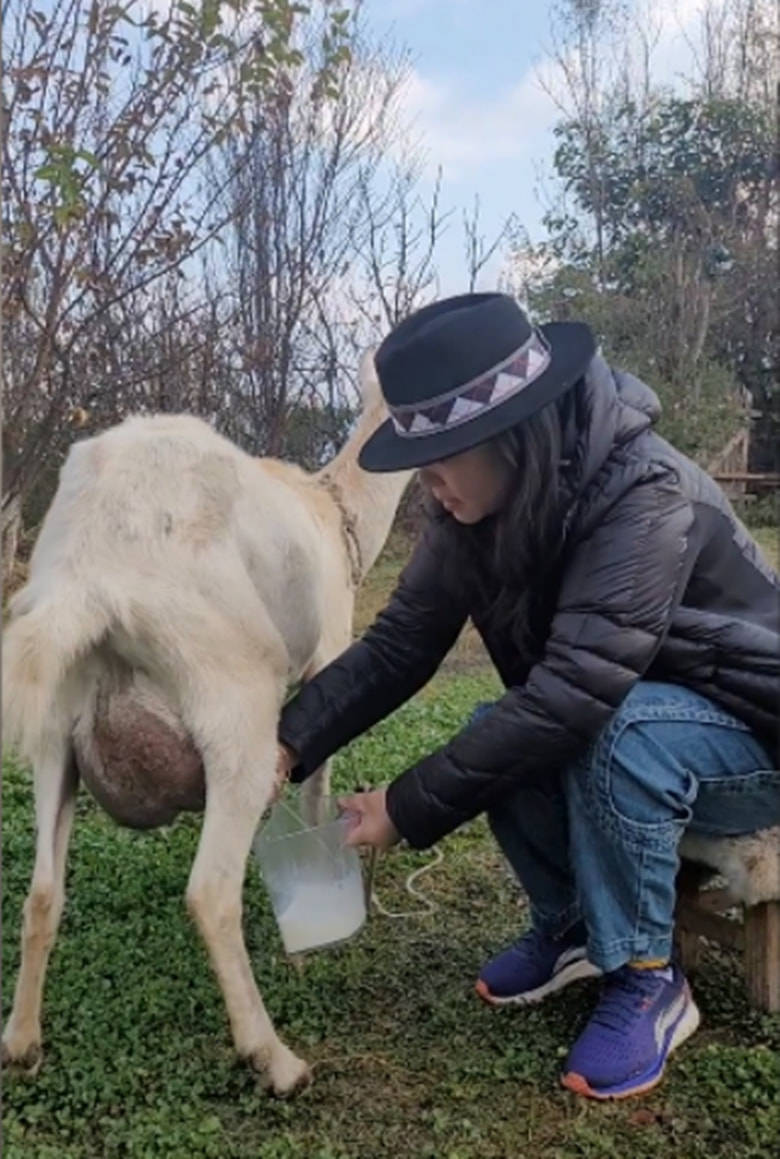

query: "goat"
xmin=1 ymin=352 xmax=410 ymax=1095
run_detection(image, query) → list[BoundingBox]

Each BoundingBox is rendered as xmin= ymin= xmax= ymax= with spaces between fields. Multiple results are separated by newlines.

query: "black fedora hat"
xmin=359 ymin=292 xmax=595 ymax=472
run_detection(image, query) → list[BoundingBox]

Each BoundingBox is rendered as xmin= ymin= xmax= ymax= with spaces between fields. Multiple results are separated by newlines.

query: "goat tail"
xmin=2 ymin=591 xmax=109 ymax=763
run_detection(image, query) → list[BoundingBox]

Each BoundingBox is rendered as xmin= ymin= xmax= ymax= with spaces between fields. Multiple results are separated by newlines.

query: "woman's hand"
xmin=338 ymin=787 xmax=400 ymax=851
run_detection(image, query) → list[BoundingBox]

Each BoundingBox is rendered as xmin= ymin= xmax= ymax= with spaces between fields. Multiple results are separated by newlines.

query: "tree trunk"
xmin=2 ymin=491 xmax=23 ymax=591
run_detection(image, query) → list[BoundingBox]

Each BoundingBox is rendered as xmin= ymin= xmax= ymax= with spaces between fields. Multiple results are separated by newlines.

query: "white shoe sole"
xmin=668 ymin=995 xmax=701 ymax=1053
xmin=477 ymin=954 xmax=602 ymax=1007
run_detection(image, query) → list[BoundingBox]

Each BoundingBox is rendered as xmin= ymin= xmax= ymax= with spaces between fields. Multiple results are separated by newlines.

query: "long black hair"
xmin=428 ymin=393 xmax=573 ymax=663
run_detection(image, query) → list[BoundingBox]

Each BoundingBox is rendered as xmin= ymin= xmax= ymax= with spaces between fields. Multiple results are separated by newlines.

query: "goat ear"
xmin=357 ymin=348 xmax=380 ymax=400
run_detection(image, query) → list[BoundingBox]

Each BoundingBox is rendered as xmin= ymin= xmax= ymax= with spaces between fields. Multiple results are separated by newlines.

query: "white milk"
xmin=276 ymin=875 xmax=366 ymax=954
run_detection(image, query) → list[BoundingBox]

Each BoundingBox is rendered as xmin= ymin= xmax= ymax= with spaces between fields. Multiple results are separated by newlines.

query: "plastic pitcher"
xmin=252 ymin=794 xmax=366 ymax=954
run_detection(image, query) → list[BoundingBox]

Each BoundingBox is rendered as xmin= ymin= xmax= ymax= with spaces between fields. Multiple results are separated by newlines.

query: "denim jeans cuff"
xmin=586 ymin=933 xmax=675 ymax=974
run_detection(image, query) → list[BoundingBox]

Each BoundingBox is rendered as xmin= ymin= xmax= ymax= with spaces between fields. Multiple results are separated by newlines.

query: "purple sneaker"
xmin=561 ymin=963 xmax=701 ymax=1099
xmin=476 ymin=922 xmax=601 ymax=1006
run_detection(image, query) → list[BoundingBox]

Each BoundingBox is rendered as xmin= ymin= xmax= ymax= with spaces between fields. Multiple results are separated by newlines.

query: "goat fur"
xmin=679 ymin=828 xmax=780 ymax=907
xmin=1 ymin=351 xmax=410 ymax=1095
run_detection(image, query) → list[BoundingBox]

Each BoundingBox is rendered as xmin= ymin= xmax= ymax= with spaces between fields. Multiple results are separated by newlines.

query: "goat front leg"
xmin=298 ymin=761 xmax=332 ymax=829
xmin=2 ymin=743 xmax=79 ymax=1073
xmin=185 ymin=699 xmax=311 ymax=1097
xmin=298 ymin=621 xmax=352 ymax=827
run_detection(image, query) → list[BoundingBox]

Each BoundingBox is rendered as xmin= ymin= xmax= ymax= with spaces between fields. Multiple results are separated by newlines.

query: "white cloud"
xmin=631 ymin=0 xmax=714 ymax=87
xmin=390 ymin=0 xmax=713 ymax=183
xmin=391 ymin=61 xmax=560 ymax=180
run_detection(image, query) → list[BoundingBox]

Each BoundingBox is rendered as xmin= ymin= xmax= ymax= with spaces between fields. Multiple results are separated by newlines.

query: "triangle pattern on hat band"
xmin=390 ymin=329 xmax=552 ymax=438
xmin=448 ymin=395 xmax=486 ymax=422
xmin=409 ymin=412 xmax=437 ymax=434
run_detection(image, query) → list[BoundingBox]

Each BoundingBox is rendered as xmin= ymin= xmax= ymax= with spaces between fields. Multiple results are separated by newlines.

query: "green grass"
xmin=4 ymin=667 xmax=779 ymax=1159
xmin=353 ymin=529 xmax=490 ymax=671
xmin=4 ymin=527 xmax=779 ymax=1157
xmin=752 ymin=524 xmax=778 ymax=571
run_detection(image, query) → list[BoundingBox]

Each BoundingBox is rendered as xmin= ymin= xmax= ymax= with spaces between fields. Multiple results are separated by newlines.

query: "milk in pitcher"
xmin=276 ymin=873 xmax=366 ymax=954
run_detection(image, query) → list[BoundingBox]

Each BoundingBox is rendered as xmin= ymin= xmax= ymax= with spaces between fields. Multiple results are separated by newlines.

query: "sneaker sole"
xmin=560 ymin=990 xmax=701 ymax=1100
xmin=475 ymin=956 xmax=602 ymax=1007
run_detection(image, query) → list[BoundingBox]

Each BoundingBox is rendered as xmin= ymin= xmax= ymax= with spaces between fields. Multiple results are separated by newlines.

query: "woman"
xmin=276 ymin=292 xmax=779 ymax=1100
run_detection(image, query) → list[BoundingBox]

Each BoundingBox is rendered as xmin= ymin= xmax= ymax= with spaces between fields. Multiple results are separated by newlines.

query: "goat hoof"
xmin=253 ymin=1049 xmax=312 ymax=1098
xmin=1 ymin=1036 xmax=43 ymax=1076
xmin=271 ymin=1058 xmax=313 ymax=1099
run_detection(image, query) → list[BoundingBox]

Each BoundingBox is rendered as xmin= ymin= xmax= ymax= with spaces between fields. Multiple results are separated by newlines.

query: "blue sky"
xmin=365 ymin=0 xmax=551 ymax=96
xmin=361 ymin=0 xmax=556 ymax=290
xmin=360 ymin=0 xmax=703 ymax=293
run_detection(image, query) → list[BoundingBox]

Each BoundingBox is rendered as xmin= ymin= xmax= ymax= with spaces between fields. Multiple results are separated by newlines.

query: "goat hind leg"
xmin=2 ymin=743 xmax=78 ymax=1073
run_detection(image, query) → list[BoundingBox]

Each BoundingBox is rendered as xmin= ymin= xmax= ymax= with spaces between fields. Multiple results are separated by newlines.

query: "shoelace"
xmin=589 ymin=968 xmax=666 ymax=1033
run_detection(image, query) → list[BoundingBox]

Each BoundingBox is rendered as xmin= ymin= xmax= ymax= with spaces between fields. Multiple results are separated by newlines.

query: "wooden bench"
xmin=676 ymin=826 xmax=780 ymax=1012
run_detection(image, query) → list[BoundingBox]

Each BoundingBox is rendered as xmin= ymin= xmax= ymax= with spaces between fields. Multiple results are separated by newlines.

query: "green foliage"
xmin=525 ymin=261 xmax=747 ymax=463
xmin=3 ymin=666 xmax=779 ymax=1157
xmin=513 ymin=87 xmax=775 ymax=461
xmin=281 ymin=402 xmax=356 ymax=469
xmin=2 ymin=0 xmax=357 ymax=519
xmin=8 ymin=0 xmax=354 ymax=262
xmin=34 ymin=145 xmax=100 ymax=226
xmin=550 ymin=96 xmax=773 ymax=259
xmin=739 ymin=498 xmax=779 ymax=538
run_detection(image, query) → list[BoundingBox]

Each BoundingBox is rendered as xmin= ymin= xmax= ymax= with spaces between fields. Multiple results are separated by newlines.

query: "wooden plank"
xmin=676 ymin=926 xmax=702 ymax=974
xmin=693 ymin=888 xmax=740 ymax=913
xmin=676 ymin=899 xmax=745 ymax=950
xmin=711 ymin=472 xmax=780 ymax=485
xmin=744 ymin=902 xmax=780 ymax=1013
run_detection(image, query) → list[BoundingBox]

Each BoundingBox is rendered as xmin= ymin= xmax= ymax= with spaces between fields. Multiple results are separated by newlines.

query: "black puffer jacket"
xmin=279 ymin=355 xmax=779 ymax=849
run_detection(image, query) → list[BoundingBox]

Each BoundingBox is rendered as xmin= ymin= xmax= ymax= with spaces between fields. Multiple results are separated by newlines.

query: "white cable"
xmin=367 ymin=845 xmax=443 ymax=919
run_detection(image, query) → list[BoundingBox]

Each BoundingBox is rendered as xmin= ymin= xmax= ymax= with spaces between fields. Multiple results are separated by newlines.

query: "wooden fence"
xmin=708 ymin=427 xmax=779 ymax=500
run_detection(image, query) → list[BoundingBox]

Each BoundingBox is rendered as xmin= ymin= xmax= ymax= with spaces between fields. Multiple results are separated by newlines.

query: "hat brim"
xmin=358 ymin=321 xmax=595 ymax=473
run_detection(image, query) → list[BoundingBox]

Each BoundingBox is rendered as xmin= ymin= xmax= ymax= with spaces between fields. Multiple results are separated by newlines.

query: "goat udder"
xmin=74 ymin=693 xmax=206 ymax=829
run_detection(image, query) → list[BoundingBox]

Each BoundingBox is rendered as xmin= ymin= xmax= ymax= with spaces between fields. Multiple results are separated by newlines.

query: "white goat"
xmin=2 ymin=352 xmax=410 ymax=1095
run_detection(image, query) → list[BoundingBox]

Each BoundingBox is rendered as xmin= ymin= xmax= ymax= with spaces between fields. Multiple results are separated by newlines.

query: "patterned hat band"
xmin=389 ymin=329 xmax=552 ymax=438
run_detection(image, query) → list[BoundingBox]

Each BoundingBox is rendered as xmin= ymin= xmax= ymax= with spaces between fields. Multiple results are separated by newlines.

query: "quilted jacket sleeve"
xmin=385 ymin=471 xmax=701 ymax=848
xmin=278 ymin=518 xmax=471 ymax=782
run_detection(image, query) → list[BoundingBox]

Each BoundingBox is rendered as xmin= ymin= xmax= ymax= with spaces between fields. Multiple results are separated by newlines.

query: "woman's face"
xmin=419 ymin=441 xmax=514 ymax=525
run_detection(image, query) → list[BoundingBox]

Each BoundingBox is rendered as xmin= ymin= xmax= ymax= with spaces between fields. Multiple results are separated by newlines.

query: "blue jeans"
xmin=478 ymin=682 xmax=779 ymax=973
